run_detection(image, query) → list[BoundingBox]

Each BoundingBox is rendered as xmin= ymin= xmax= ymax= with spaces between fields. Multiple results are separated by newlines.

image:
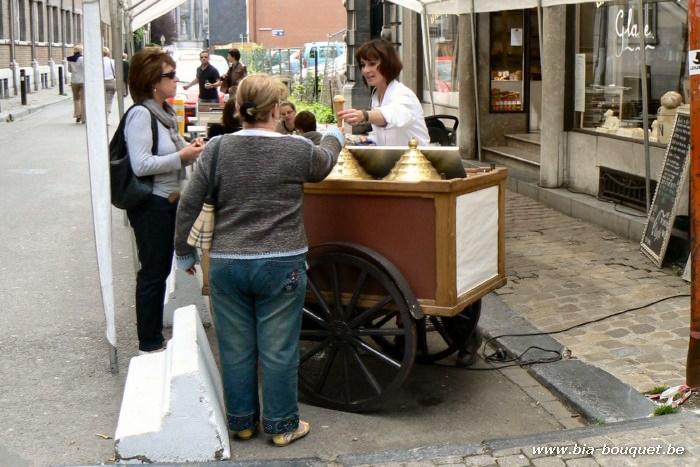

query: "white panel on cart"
xmin=456 ymin=186 xmax=499 ymax=296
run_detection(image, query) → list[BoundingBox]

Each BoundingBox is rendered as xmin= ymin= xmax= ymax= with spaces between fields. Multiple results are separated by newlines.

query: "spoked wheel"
xmin=299 ymin=252 xmax=417 ymax=412
xmin=416 ymin=299 xmax=481 ymax=363
xmin=372 ymin=300 xmax=482 ymax=363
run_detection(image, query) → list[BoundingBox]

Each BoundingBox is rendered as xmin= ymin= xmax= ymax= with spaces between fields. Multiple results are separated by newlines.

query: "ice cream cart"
xmin=299 ymin=143 xmax=507 ymax=411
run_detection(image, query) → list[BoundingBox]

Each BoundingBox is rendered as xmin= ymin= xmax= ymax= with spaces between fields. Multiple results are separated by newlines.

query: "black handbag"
xmin=109 ymin=105 xmax=158 ymax=210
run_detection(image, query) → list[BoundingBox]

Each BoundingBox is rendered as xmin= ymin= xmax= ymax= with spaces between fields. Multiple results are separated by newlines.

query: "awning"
xmin=124 ymin=0 xmax=188 ymax=30
xmin=82 ymin=0 xmax=188 ymax=371
xmin=388 ymin=0 xmax=612 ymax=15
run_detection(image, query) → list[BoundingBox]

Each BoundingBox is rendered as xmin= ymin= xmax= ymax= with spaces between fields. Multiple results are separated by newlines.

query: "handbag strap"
xmin=203 ymin=136 xmax=223 ymax=204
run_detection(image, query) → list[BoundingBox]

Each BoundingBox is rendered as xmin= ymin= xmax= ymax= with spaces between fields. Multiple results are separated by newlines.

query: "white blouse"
xmin=370 ymin=80 xmax=430 ymax=146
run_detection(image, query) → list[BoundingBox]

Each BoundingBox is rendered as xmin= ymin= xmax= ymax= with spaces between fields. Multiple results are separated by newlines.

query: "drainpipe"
xmin=687 ymin=0 xmax=700 ymax=389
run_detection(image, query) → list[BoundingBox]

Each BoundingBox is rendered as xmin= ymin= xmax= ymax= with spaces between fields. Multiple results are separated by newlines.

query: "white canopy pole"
xmin=83 ymin=0 xmax=118 ymax=373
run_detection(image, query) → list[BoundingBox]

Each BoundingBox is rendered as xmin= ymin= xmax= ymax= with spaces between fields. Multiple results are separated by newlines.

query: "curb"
xmin=87 ymin=412 xmax=697 ymax=466
xmin=480 ymin=293 xmax=656 ymax=423
xmin=0 ymin=94 xmax=70 ymax=122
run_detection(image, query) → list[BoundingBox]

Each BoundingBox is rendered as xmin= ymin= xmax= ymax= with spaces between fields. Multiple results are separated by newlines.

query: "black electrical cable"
xmin=434 ymin=293 xmax=690 ymax=371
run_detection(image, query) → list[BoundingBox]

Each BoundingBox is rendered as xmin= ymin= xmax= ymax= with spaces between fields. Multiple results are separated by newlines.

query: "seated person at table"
xmin=275 ymin=101 xmax=296 ymax=134
xmin=294 ymin=111 xmax=322 ymax=145
xmin=208 ymin=98 xmax=242 ymax=138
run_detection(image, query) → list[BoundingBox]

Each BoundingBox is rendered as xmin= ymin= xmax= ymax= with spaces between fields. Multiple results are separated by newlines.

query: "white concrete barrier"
xmin=114 ymin=305 xmax=230 ymax=463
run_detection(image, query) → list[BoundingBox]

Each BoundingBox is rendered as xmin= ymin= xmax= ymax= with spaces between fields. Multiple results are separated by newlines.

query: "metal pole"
xmin=110 ymin=344 xmax=119 ymax=374
xmin=110 ymin=0 xmax=125 ymax=118
xmin=687 ymin=0 xmax=700 ymax=388
xmin=58 ymin=66 xmax=65 ymax=95
xmin=470 ymin=0 xmax=482 ymax=161
xmin=536 ymin=0 xmax=544 ymax=61
xmin=20 ymin=69 xmax=27 ymax=105
xmin=421 ymin=7 xmax=435 ymax=116
xmin=637 ymin=0 xmax=652 ymax=213
xmin=314 ymin=48 xmax=319 ymax=100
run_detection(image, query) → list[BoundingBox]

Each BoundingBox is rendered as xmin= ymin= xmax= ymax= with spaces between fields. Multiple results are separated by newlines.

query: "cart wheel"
xmin=373 ymin=300 xmax=481 ymax=363
xmin=416 ymin=299 xmax=481 ymax=363
xmin=299 ymin=252 xmax=416 ymax=412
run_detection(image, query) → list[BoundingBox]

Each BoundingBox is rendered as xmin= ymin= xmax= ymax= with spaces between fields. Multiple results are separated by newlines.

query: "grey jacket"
xmin=175 ymin=128 xmax=342 ymax=265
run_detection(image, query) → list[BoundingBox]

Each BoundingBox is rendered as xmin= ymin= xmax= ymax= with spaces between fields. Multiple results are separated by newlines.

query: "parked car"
xmin=302 ymin=42 xmax=346 ymax=69
xmin=270 ymin=48 xmax=303 ymax=77
xmin=169 ymin=49 xmax=228 ymax=123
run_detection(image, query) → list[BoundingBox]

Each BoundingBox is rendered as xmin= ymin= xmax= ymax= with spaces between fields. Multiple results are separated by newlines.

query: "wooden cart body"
xmin=304 ymin=167 xmax=507 ymax=317
xmin=298 ymin=147 xmax=507 ymax=411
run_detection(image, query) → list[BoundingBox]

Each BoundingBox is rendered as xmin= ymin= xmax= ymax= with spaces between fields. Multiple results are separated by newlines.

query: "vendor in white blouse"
xmin=337 ymin=38 xmax=429 ymax=146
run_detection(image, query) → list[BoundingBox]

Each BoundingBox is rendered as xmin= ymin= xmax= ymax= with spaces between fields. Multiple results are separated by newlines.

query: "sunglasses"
xmin=160 ymin=70 xmax=177 ymax=79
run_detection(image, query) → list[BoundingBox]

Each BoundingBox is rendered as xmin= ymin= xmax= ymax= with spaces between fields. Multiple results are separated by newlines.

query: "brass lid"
xmin=325 ymin=146 xmax=373 ymax=180
xmin=383 ymin=138 xmax=441 ymax=182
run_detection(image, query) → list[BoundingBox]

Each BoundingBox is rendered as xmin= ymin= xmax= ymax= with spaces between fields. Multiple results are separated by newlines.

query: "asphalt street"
xmin=0 ymin=100 xmax=585 ymax=466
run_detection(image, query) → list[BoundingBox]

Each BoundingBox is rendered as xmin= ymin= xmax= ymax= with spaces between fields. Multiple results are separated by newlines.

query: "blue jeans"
xmin=127 ymin=195 xmax=177 ymax=351
xmin=209 ymin=253 xmax=307 ymax=434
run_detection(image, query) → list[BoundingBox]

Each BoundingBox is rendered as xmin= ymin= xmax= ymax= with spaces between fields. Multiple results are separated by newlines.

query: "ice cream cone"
xmin=333 ymin=94 xmax=345 ymax=128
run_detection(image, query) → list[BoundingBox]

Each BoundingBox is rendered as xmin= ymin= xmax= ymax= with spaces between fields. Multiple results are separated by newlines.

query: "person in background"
xmin=275 ymin=101 xmax=296 ymax=134
xmin=174 ymin=73 xmax=343 ymax=446
xmin=294 ymin=110 xmax=322 ymax=144
xmin=125 ymin=47 xmax=205 ymax=354
xmin=183 ymin=50 xmax=221 ymax=104
xmin=103 ymin=47 xmax=117 ymax=117
xmin=336 ymin=38 xmax=429 ymax=146
xmin=67 ymin=45 xmax=84 ymax=123
xmin=207 ymin=97 xmax=242 ymax=138
xmin=221 ymin=48 xmax=247 ymax=103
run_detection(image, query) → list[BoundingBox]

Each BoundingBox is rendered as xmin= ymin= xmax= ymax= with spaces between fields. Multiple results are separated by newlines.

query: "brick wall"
xmin=251 ymin=0 xmax=346 ymax=48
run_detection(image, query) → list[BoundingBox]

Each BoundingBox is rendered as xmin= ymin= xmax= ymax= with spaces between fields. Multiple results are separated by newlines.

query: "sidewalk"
xmin=0 ymin=85 xmax=72 ymax=122
xmin=2 ymin=93 xmax=698 ymax=466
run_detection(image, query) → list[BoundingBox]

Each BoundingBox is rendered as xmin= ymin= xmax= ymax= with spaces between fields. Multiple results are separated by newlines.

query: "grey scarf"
xmin=142 ymin=99 xmax=186 ymax=151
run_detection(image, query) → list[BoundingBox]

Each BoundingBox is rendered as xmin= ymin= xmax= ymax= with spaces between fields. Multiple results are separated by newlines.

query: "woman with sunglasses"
xmin=124 ymin=47 xmax=205 ymax=354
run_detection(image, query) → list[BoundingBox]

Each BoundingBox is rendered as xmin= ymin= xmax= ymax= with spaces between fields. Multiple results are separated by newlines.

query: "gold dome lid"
xmin=383 ymin=138 xmax=441 ymax=182
xmin=325 ymin=145 xmax=372 ymax=180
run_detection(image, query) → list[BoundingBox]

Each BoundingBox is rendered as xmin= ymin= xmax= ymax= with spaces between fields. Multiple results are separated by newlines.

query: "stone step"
xmin=505 ymin=133 xmax=541 ymax=160
xmin=115 ymin=305 xmax=230 ymax=463
xmin=482 ymin=146 xmax=540 ymax=183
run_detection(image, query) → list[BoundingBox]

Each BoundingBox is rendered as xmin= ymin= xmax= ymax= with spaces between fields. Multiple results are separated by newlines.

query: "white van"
xmin=302 ymin=42 xmax=346 ymax=68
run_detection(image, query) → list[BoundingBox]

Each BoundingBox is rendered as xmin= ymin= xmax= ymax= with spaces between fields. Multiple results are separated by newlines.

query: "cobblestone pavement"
xmin=495 ymin=192 xmax=690 ymax=393
xmin=357 ymin=413 xmax=700 ymax=467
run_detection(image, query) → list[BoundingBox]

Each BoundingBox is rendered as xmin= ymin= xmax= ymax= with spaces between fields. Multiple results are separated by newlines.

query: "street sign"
xmin=272 ymin=29 xmax=285 ymax=37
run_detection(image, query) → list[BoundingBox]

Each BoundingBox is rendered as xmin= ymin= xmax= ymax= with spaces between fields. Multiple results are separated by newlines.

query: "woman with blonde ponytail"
xmin=175 ymin=74 xmax=344 ymax=446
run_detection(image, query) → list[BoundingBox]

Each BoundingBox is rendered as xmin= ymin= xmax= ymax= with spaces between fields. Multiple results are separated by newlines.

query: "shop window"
xmin=75 ymin=14 xmax=81 ymax=43
xmin=490 ymin=10 xmax=525 ymax=112
xmin=52 ymin=7 xmax=59 ymax=43
xmin=18 ymin=0 xmax=28 ymax=41
xmin=64 ymin=10 xmax=71 ymax=44
xmin=37 ymin=2 xmax=45 ymax=42
xmin=574 ymin=0 xmax=688 ymax=142
xmin=422 ymin=14 xmax=459 ymax=106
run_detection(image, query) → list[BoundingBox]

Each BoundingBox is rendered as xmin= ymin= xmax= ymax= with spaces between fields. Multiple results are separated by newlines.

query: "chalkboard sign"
xmin=640 ymin=106 xmax=690 ymax=266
